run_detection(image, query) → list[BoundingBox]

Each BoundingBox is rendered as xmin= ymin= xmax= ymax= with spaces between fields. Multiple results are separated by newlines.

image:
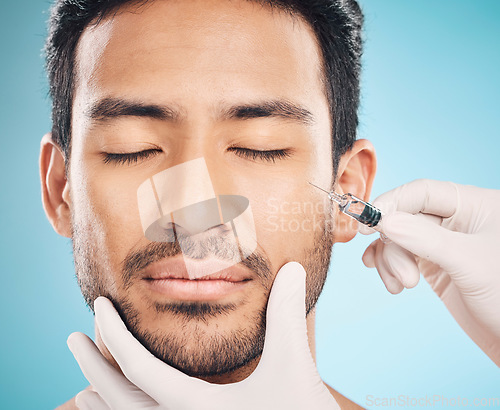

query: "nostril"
xmin=205 ymin=223 xmax=231 ymax=234
xmin=158 ymin=219 xmax=174 ymax=230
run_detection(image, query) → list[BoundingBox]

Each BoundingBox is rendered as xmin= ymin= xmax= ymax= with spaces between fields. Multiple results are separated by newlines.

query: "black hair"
xmin=45 ymin=0 xmax=363 ymax=170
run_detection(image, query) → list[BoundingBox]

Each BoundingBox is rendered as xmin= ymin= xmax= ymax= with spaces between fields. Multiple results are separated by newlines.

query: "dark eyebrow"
xmin=220 ymin=100 xmax=314 ymax=126
xmin=86 ymin=97 xmax=314 ymax=126
xmin=86 ymin=97 xmax=180 ymax=122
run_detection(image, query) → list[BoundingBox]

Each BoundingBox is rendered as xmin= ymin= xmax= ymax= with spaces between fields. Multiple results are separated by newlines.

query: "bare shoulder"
xmin=55 ymin=384 xmax=361 ymax=409
xmin=55 ymin=396 xmax=77 ymax=410
xmin=325 ymin=382 xmax=365 ymax=410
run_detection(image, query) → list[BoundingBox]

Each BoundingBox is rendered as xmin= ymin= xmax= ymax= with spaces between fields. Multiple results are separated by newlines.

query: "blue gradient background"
xmin=0 ymin=1 xmax=499 ymax=409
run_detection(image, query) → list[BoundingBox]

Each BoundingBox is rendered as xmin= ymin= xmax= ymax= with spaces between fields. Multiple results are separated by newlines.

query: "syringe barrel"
xmin=342 ymin=193 xmax=382 ymax=227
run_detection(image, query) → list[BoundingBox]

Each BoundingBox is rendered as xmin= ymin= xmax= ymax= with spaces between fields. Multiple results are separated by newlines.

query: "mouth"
xmin=141 ymin=255 xmax=253 ymax=301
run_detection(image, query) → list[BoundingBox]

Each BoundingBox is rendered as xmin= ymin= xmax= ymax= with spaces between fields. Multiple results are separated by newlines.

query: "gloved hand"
xmin=360 ymin=179 xmax=500 ymax=366
xmin=67 ymin=262 xmax=340 ymax=409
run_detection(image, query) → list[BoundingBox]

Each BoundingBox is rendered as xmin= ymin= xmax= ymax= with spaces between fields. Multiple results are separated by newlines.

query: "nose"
xmin=137 ymin=157 xmax=256 ymax=252
xmin=136 ymin=157 xmax=258 ymax=278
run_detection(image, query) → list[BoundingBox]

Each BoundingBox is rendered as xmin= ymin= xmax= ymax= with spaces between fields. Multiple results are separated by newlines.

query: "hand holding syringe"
xmin=312 ymin=179 xmax=500 ymax=366
xmin=308 ymin=182 xmax=390 ymax=242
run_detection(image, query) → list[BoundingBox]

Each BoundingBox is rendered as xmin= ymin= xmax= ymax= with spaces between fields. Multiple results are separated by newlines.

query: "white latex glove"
xmin=67 ymin=262 xmax=340 ymax=410
xmin=360 ymin=179 xmax=500 ymax=366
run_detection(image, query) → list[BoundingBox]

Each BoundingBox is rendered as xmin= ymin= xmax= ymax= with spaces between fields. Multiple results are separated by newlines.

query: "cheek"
xmin=248 ymin=180 xmax=332 ymax=270
xmin=72 ymin=168 xmax=147 ymax=264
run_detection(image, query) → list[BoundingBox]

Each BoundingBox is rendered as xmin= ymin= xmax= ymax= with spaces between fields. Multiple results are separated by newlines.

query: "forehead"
xmin=74 ymin=0 xmax=328 ymax=121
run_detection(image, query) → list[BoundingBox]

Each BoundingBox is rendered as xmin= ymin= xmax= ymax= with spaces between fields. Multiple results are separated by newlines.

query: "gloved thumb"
xmin=260 ymin=262 xmax=310 ymax=367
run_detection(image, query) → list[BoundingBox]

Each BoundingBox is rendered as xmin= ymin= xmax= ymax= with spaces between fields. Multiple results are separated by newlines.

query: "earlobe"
xmin=333 ymin=139 xmax=377 ymax=243
xmin=40 ymin=133 xmax=72 ymax=238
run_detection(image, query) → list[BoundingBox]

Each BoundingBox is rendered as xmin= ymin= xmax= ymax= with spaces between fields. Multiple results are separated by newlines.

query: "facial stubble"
xmin=72 ymin=208 xmax=335 ymax=378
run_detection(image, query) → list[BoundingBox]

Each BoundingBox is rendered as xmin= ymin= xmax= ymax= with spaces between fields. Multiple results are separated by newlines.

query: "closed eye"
xmin=228 ymin=147 xmax=292 ymax=163
xmin=102 ymin=148 xmax=162 ymax=165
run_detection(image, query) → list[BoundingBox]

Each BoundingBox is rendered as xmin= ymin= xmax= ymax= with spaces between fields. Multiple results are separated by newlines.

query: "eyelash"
xmin=227 ymin=147 xmax=292 ymax=163
xmin=102 ymin=149 xmax=161 ymax=165
xmin=102 ymin=147 xmax=292 ymax=165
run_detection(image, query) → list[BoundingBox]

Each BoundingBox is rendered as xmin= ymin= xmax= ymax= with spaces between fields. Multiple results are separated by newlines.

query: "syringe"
xmin=308 ymin=182 xmax=382 ymax=228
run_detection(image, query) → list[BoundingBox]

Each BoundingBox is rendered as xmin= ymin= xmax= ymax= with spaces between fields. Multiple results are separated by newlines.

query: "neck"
xmin=94 ymin=308 xmax=317 ymax=384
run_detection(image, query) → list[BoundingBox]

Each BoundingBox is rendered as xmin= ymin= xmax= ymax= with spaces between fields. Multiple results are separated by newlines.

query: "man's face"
xmin=69 ymin=0 xmax=335 ymax=379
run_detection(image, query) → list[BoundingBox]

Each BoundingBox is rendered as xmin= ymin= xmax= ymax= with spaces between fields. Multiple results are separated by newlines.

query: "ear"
xmin=333 ymin=139 xmax=377 ymax=243
xmin=40 ymin=133 xmax=72 ymax=238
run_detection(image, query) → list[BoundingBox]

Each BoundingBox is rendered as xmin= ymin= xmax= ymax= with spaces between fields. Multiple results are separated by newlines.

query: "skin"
xmin=40 ymin=0 xmax=376 ymax=408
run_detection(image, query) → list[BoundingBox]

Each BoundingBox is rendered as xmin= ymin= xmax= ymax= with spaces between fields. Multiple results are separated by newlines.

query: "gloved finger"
xmin=374 ymin=241 xmax=404 ymax=294
xmin=94 ymin=297 xmax=202 ymax=402
xmin=372 ymin=179 xmax=458 ymax=218
xmin=363 ymin=240 xmax=419 ymax=290
xmin=382 ymin=211 xmax=468 ymax=273
xmin=75 ymin=390 xmax=110 ymax=410
xmin=67 ymin=332 xmax=151 ymax=408
xmin=381 ymin=241 xmax=420 ymax=289
xmin=259 ymin=262 xmax=310 ymax=369
xmin=362 ymin=239 xmax=377 ymax=268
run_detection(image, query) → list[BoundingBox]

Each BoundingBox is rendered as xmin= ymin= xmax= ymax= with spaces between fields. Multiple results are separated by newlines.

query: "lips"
xmin=141 ymin=255 xmax=253 ymax=301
